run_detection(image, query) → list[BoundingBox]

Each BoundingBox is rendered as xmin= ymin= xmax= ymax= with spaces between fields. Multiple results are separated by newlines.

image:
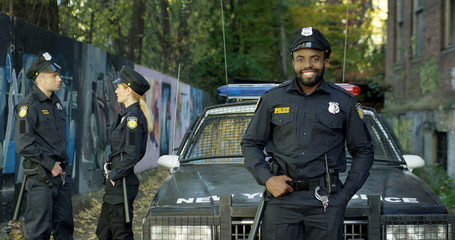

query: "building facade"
xmin=386 ymin=0 xmax=455 ymax=176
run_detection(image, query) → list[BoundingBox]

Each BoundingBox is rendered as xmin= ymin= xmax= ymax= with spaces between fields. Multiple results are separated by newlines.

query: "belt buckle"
xmin=294 ymin=180 xmax=309 ymax=191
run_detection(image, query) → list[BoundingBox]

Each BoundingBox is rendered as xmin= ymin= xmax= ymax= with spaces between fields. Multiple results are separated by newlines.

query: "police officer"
xmin=96 ymin=66 xmax=151 ymax=240
xmin=15 ymin=52 xmax=74 ymax=239
xmin=241 ymin=27 xmax=374 ymax=239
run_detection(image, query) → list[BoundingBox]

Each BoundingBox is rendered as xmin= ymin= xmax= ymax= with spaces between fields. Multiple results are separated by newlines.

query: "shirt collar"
xmin=33 ymin=85 xmax=59 ymax=103
xmin=286 ymin=78 xmax=331 ymax=96
xmin=119 ymin=102 xmax=140 ymax=116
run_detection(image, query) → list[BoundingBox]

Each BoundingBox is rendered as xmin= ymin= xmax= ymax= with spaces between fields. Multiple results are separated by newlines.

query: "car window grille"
xmin=183 ymin=110 xmax=254 ymax=162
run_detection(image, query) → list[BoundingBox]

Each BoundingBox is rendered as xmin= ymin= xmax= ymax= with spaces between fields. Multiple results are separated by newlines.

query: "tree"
xmin=59 ymin=0 xmax=144 ymax=63
xmin=1 ymin=0 xmax=59 ymax=33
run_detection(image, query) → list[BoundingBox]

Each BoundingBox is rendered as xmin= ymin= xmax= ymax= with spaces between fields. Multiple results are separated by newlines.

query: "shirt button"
xmin=301 ymin=152 xmax=304 ymax=156
xmin=303 ymin=132 xmax=307 ymax=136
xmin=298 ymin=169 xmax=302 ymax=173
xmin=305 ymin=113 xmax=308 ymax=117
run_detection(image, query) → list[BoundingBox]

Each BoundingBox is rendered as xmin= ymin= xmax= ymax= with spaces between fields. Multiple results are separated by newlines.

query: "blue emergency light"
xmin=217 ymin=83 xmax=360 ymax=99
xmin=217 ymin=84 xmax=280 ymax=99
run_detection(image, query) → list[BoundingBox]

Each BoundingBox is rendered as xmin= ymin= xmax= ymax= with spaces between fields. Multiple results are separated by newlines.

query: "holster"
xmin=266 ymin=159 xmax=279 ymax=197
xmin=23 ymin=160 xmax=53 ymax=187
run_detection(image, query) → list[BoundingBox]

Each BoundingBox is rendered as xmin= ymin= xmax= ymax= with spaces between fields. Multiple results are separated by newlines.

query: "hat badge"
xmin=42 ymin=52 xmax=52 ymax=61
xmin=328 ymin=102 xmax=340 ymax=114
xmin=301 ymin=27 xmax=313 ymax=36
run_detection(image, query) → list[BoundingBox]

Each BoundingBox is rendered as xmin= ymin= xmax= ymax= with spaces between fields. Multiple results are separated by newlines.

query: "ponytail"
xmin=139 ymin=98 xmax=153 ymax=133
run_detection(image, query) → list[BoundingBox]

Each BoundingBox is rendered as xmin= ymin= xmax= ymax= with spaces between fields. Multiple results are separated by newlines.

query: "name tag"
xmin=274 ymin=107 xmax=289 ymax=114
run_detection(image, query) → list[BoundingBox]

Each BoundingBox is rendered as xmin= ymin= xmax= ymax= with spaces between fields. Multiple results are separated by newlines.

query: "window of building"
xmin=412 ymin=0 xmax=423 ymax=57
xmin=435 ymin=131 xmax=448 ymax=171
xmin=396 ymin=0 xmax=404 ymax=63
xmin=445 ymin=0 xmax=455 ymax=47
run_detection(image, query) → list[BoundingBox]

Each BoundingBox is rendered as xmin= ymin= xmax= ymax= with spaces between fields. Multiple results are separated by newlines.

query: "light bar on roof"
xmin=217 ymin=84 xmax=280 ymax=99
xmin=217 ymin=83 xmax=360 ymax=99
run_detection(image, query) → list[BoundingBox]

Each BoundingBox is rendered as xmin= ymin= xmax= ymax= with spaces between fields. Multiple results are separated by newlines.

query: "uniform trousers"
xmin=96 ymin=183 xmax=138 ymax=240
xmin=24 ymin=175 xmax=73 ymax=240
xmin=261 ymin=180 xmax=348 ymax=240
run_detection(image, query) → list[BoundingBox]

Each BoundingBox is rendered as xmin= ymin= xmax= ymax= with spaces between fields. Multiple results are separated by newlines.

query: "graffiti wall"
xmin=0 ymin=14 xmax=211 ymax=221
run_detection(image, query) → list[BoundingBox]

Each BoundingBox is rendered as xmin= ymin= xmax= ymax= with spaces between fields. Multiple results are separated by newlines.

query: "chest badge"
xmin=18 ymin=106 xmax=28 ymax=118
xmin=56 ymin=102 xmax=63 ymax=111
xmin=274 ymin=107 xmax=290 ymax=114
xmin=127 ymin=117 xmax=138 ymax=129
xmin=328 ymin=102 xmax=340 ymax=114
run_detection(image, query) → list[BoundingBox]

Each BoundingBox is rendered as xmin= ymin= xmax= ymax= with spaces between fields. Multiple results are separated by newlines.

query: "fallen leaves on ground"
xmin=7 ymin=167 xmax=169 ymax=240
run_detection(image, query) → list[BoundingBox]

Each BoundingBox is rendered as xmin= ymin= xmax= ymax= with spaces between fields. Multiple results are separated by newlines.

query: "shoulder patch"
xmin=127 ymin=116 xmax=138 ymax=129
xmin=19 ymin=106 xmax=28 ymax=118
xmin=356 ymin=103 xmax=364 ymax=120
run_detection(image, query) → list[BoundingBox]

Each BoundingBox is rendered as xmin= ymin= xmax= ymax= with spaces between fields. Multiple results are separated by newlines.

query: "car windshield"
xmin=180 ymin=103 xmax=402 ymax=164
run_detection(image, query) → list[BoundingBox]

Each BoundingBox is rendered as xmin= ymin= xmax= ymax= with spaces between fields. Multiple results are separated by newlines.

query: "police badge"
xmin=328 ymin=102 xmax=340 ymax=114
xmin=56 ymin=102 xmax=63 ymax=111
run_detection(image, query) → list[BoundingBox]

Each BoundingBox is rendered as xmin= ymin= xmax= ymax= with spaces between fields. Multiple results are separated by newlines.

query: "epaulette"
xmin=263 ymin=80 xmax=291 ymax=94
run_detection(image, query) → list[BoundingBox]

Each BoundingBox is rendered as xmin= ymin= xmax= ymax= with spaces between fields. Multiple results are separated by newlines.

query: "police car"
xmin=142 ymin=84 xmax=454 ymax=240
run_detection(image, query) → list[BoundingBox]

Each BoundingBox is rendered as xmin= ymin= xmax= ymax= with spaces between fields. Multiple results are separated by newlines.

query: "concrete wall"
xmin=387 ymin=110 xmax=455 ymax=176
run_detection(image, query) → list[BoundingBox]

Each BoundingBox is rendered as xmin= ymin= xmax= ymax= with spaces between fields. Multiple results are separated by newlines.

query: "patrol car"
xmin=142 ymin=84 xmax=454 ymax=240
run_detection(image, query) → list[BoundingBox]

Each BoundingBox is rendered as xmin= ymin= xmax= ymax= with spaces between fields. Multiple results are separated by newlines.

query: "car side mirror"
xmin=403 ymin=154 xmax=425 ymax=172
xmin=158 ymin=155 xmax=180 ymax=170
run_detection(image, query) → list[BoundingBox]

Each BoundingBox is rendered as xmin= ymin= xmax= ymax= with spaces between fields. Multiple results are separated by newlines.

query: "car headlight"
xmin=385 ymin=224 xmax=448 ymax=239
xmin=150 ymin=225 xmax=215 ymax=240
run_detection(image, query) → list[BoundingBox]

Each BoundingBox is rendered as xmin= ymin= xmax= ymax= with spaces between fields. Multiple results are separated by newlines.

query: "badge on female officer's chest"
xmin=328 ymin=102 xmax=340 ymax=114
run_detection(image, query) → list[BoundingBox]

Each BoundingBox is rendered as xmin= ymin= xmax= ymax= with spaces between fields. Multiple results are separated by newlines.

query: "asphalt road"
xmin=2 ymin=168 xmax=169 ymax=240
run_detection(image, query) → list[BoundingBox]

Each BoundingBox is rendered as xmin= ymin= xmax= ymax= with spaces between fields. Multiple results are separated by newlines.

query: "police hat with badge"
xmin=25 ymin=52 xmax=61 ymax=80
xmin=289 ymin=27 xmax=331 ymax=59
xmin=113 ymin=66 xmax=150 ymax=96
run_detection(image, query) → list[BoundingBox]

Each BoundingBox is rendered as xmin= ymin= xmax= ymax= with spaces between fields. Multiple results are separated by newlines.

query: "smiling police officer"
xmin=15 ymin=52 xmax=74 ymax=239
xmin=241 ymin=27 xmax=374 ymax=239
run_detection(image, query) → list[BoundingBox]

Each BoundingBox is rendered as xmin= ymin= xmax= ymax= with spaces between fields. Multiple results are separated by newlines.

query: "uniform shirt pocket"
xmin=270 ymin=112 xmax=296 ymax=149
xmin=314 ymin=114 xmax=344 ymax=146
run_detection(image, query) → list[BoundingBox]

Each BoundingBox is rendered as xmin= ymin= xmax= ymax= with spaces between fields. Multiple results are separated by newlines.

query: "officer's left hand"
xmin=51 ymin=162 xmax=63 ymax=177
xmin=110 ymin=179 xmax=115 ymax=186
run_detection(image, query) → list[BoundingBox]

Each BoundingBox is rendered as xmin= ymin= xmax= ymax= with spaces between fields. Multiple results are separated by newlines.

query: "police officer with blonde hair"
xmin=96 ymin=66 xmax=152 ymax=240
xmin=242 ymin=27 xmax=374 ymax=239
xmin=15 ymin=52 xmax=74 ymax=239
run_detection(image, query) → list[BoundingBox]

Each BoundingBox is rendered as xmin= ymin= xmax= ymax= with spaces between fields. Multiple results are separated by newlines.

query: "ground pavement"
xmin=3 ymin=167 xmax=169 ymax=240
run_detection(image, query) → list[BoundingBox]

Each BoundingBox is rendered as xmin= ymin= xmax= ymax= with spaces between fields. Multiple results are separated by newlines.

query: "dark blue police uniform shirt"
xmin=108 ymin=102 xmax=148 ymax=184
xmin=14 ymin=85 xmax=68 ymax=171
xmin=241 ymin=79 xmax=374 ymax=198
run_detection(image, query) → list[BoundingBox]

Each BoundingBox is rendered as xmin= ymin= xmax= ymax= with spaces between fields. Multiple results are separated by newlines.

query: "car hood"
xmin=149 ymin=164 xmax=447 ymax=215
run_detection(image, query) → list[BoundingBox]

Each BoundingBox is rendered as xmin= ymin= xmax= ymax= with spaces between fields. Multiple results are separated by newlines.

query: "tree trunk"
xmin=277 ymin=0 xmax=289 ymax=79
xmin=128 ymin=0 xmax=146 ymax=63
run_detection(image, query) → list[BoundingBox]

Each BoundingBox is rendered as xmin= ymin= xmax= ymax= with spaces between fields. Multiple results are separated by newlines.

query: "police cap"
xmin=113 ymin=66 xmax=150 ymax=96
xmin=289 ymin=27 xmax=331 ymax=58
xmin=26 ymin=52 xmax=61 ymax=80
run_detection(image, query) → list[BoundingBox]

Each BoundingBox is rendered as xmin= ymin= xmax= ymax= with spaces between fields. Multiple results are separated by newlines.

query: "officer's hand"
xmin=51 ymin=162 xmax=63 ymax=177
xmin=110 ymin=180 xmax=115 ymax=186
xmin=265 ymin=175 xmax=293 ymax=198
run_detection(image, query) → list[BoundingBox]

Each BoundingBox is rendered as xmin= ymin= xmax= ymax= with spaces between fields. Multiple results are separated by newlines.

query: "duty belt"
xmin=286 ymin=174 xmax=338 ymax=191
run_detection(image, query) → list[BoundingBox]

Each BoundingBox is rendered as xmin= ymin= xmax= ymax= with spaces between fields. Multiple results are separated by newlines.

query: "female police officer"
xmin=96 ymin=66 xmax=152 ymax=240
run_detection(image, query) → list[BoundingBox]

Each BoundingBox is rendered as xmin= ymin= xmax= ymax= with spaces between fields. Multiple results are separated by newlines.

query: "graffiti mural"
xmin=0 ymin=14 xmax=211 ymax=223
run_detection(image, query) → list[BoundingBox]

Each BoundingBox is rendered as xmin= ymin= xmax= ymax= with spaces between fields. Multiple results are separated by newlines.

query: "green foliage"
xmin=57 ymin=0 xmax=386 ymax=100
xmin=414 ymin=164 xmax=455 ymax=215
xmin=420 ymin=57 xmax=439 ymax=94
